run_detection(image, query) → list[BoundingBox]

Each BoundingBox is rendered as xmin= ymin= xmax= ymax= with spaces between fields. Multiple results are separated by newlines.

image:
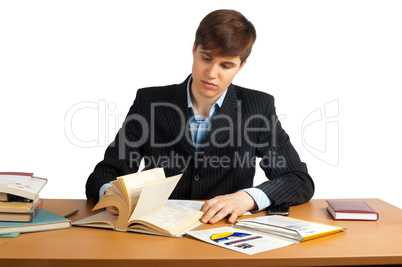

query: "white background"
xmin=1 ymin=1 xmax=401 ymax=208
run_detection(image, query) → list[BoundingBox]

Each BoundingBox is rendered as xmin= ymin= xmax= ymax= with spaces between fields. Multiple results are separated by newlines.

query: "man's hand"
xmin=103 ymin=188 xmax=119 ymax=215
xmin=201 ymin=191 xmax=257 ymax=224
xmin=106 ymin=206 xmax=119 ymax=215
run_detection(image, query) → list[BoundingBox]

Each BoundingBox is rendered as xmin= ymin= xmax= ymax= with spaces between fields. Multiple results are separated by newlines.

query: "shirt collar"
xmin=186 ymin=75 xmax=227 ymax=114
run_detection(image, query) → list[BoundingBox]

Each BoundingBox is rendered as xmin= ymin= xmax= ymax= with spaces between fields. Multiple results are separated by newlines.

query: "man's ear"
xmin=238 ymin=59 xmax=247 ymax=72
xmin=192 ymin=42 xmax=196 ymax=56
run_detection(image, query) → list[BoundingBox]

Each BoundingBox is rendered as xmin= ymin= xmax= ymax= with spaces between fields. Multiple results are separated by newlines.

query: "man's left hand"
xmin=201 ymin=191 xmax=257 ymax=224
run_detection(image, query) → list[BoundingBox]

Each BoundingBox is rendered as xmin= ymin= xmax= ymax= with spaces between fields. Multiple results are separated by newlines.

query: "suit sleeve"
xmin=85 ymin=90 xmax=145 ymax=203
xmin=255 ymin=95 xmax=314 ymax=206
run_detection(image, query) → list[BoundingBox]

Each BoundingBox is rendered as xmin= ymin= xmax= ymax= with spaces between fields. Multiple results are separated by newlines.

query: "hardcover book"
xmin=326 ymin=200 xmax=379 ymax=221
xmin=0 ymin=209 xmax=71 ymax=235
xmin=0 ymin=197 xmax=43 ymax=222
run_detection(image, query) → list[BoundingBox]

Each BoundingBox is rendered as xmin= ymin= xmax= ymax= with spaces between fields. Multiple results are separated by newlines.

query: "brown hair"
xmin=194 ymin=9 xmax=257 ymax=64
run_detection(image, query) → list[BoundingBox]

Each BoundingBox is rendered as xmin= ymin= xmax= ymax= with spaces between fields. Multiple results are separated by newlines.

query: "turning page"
xmin=118 ymin=168 xmax=166 ymax=213
xmin=129 ymin=174 xmax=182 ymax=221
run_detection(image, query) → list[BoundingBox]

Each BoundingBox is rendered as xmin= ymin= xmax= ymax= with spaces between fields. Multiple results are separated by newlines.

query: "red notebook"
xmin=326 ymin=200 xmax=379 ymax=221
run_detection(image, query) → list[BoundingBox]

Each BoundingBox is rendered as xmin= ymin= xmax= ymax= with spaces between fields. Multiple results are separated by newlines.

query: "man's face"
xmin=191 ymin=45 xmax=245 ymax=102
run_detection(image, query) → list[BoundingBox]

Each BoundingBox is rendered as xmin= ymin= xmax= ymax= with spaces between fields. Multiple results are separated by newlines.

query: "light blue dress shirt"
xmin=187 ymin=80 xmax=226 ymax=151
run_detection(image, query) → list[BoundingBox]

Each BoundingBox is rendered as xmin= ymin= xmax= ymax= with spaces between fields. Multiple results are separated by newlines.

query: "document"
xmin=187 ymin=215 xmax=344 ymax=254
xmin=187 ymin=226 xmax=296 ymax=255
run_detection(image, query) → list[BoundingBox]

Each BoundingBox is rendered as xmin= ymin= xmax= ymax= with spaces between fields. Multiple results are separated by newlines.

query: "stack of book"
xmin=0 ymin=172 xmax=47 ymax=222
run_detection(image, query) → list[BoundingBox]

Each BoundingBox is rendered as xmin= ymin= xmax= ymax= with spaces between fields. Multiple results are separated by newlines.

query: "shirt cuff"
xmin=242 ymin=188 xmax=271 ymax=212
xmin=99 ymin=183 xmax=112 ymax=202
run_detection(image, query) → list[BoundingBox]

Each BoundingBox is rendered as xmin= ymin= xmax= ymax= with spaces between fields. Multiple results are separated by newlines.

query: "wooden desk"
xmin=0 ymin=198 xmax=401 ymax=266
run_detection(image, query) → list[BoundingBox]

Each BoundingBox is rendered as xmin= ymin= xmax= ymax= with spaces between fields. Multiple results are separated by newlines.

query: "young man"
xmin=85 ymin=9 xmax=314 ymax=224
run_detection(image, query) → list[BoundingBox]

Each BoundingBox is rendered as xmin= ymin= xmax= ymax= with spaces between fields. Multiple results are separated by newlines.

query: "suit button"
xmin=194 ymin=175 xmax=200 ymax=182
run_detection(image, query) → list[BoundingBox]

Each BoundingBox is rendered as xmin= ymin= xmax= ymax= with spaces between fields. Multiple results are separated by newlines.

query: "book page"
xmin=0 ymin=175 xmax=31 ymax=188
xmin=129 ymin=205 xmax=203 ymax=236
xmin=165 ymin=199 xmax=205 ymax=210
xmin=25 ymin=177 xmax=47 ymax=194
xmin=129 ymin=174 xmax=182 ymax=221
xmin=234 ymin=221 xmax=300 ymax=240
xmin=118 ymin=168 xmax=166 ymax=213
xmin=72 ymin=210 xmax=118 ymax=230
xmin=236 ymin=215 xmax=343 ymax=241
xmin=109 ymin=180 xmax=125 ymax=200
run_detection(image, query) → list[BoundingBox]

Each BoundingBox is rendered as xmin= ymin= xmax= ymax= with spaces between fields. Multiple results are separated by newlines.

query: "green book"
xmin=0 ymin=209 xmax=71 ymax=235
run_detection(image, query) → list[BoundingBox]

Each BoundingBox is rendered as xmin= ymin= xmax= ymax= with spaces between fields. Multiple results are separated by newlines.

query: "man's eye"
xmin=202 ymin=56 xmax=211 ymax=62
xmin=222 ymin=64 xmax=231 ymax=69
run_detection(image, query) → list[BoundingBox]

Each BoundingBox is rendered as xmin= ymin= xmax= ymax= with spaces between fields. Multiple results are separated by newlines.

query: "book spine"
xmin=28 ymin=198 xmax=44 ymax=221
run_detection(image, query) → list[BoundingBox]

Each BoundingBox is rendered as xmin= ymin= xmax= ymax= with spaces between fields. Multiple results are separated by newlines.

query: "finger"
xmin=201 ymin=207 xmax=220 ymax=223
xmin=200 ymin=198 xmax=220 ymax=222
xmin=201 ymin=202 xmax=225 ymax=223
xmin=201 ymin=198 xmax=218 ymax=212
xmin=208 ymin=206 xmax=233 ymax=224
xmin=228 ymin=211 xmax=240 ymax=224
xmin=208 ymin=213 xmax=224 ymax=224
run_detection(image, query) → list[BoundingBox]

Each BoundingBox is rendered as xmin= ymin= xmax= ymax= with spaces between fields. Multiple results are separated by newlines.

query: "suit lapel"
xmin=164 ymin=77 xmax=196 ymax=155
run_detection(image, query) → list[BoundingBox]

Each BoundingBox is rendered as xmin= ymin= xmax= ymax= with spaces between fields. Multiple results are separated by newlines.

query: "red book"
xmin=326 ymin=200 xmax=379 ymax=221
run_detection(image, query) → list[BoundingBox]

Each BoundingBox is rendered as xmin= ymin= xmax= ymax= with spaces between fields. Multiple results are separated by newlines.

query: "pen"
xmin=63 ymin=209 xmax=79 ymax=218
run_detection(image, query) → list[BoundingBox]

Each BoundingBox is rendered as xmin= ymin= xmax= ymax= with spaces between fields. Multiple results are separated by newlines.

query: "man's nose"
xmin=206 ymin=64 xmax=218 ymax=78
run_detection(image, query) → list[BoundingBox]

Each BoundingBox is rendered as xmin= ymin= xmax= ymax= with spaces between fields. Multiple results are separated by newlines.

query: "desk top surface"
xmin=1 ymin=198 xmax=402 ymax=267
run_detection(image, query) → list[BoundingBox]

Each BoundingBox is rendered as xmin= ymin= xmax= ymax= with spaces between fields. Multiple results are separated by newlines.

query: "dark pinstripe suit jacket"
xmin=86 ymin=75 xmax=314 ymax=207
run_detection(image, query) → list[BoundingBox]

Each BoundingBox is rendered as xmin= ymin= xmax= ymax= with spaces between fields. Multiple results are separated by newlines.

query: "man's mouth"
xmin=201 ymin=80 xmax=216 ymax=89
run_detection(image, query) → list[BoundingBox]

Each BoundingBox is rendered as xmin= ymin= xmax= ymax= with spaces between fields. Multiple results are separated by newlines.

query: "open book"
xmin=0 ymin=172 xmax=47 ymax=201
xmin=187 ymin=215 xmax=345 ymax=255
xmin=234 ymin=215 xmax=344 ymax=241
xmin=73 ymin=168 xmax=204 ymax=237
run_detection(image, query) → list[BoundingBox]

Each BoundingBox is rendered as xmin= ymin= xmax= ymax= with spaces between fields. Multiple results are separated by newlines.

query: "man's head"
xmin=190 ymin=10 xmax=257 ymax=104
xmin=194 ymin=9 xmax=256 ymax=64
